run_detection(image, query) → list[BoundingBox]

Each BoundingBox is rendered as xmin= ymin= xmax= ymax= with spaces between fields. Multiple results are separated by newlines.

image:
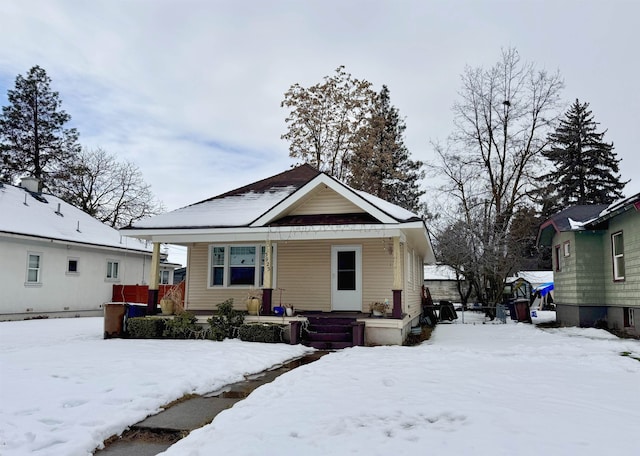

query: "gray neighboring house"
xmin=423 ymin=264 xmax=466 ymax=303
xmin=538 ymin=193 xmax=640 ymax=336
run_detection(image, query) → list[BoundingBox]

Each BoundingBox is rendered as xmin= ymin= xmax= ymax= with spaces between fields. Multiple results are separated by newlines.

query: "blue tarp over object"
xmin=534 ymin=282 xmax=554 ymax=296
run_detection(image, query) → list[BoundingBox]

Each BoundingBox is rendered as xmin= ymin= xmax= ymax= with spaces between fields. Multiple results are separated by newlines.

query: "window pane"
xmin=68 ymin=260 xmax=78 ymax=272
xmin=615 ymin=257 xmax=625 ymax=278
xmin=230 ymin=267 xmax=255 ymax=285
xmin=29 ymin=255 xmax=40 ymax=268
xmin=613 ymin=233 xmax=624 ymax=255
xmin=230 ymin=246 xmax=255 ymax=266
xmin=28 ymin=269 xmax=38 ymax=282
xmin=113 ymin=262 xmax=118 ymax=278
xmin=337 ymin=251 xmax=356 ymax=290
xmin=212 ymin=247 xmax=225 ymax=266
xmin=212 ymin=267 xmax=224 ymax=286
xmin=337 ymin=251 xmax=355 ymax=270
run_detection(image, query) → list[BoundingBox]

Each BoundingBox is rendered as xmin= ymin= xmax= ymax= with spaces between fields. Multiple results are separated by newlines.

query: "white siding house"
xmin=0 ymin=179 xmax=154 ymax=320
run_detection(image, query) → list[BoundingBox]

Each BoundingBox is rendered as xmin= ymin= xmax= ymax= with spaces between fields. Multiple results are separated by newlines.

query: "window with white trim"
xmin=563 ymin=241 xmax=570 ymax=257
xmin=612 ymin=232 xmax=625 ymax=281
xmin=26 ymin=252 xmax=42 ymax=283
xmin=209 ymin=244 xmax=276 ymax=288
xmin=623 ymin=307 xmax=634 ymax=327
xmin=106 ymin=260 xmax=120 ymax=280
xmin=67 ymin=257 xmax=79 ymax=275
xmin=159 ymin=270 xmax=170 ymax=285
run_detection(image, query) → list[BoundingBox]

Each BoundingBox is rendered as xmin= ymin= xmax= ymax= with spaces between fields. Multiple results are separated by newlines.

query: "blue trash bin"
xmin=126 ymin=304 xmax=147 ymax=318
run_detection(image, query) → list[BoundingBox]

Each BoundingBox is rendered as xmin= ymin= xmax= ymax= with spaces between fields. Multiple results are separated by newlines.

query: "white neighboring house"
xmin=0 ymin=178 xmax=161 ymax=320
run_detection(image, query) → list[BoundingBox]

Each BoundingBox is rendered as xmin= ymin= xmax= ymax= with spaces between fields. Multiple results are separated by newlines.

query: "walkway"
xmin=94 ymin=351 xmax=327 ymax=455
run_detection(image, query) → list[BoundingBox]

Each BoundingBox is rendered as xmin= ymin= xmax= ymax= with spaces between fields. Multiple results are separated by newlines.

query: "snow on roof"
xmin=423 ymin=264 xmax=460 ymax=281
xmin=132 ymin=187 xmax=298 ymax=229
xmin=0 ymin=183 xmax=151 ymax=253
xmin=130 ymin=166 xmax=422 ymax=230
xmin=514 ymin=271 xmax=553 ymax=285
xmin=352 ymin=189 xmax=419 ymax=221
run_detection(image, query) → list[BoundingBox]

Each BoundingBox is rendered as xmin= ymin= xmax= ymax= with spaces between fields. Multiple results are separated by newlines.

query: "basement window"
xmin=623 ymin=307 xmax=634 ymax=327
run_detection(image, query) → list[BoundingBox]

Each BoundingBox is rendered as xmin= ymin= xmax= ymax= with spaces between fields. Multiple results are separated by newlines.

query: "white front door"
xmin=331 ymin=245 xmax=362 ymax=311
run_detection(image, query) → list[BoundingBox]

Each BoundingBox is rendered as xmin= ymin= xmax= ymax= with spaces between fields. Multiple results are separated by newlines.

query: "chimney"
xmin=20 ymin=177 xmax=41 ymax=193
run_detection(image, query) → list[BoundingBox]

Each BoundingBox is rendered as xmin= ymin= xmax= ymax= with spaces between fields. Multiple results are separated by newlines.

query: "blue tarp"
xmin=534 ymin=282 xmax=554 ymax=296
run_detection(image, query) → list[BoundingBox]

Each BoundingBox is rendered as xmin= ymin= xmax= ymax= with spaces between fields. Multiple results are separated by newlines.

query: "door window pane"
xmin=337 ymin=251 xmax=356 ymax=290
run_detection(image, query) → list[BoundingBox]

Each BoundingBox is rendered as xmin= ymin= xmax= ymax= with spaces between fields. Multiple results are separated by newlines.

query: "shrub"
xmin=208 ymin=299 xmax=245 ymax=341
xmin=163 ymin=312 xmax=205 ymax=339
xmin=238 ymin=323 xmax=285 ymax=343
xmin=127 ymin=317 xmax=165 ymax=338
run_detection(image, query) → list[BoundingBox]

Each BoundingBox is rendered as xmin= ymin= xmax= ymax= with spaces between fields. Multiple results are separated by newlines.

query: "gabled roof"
xmin=0 ymin=182 xmax=151 ymax=253
xmin=583 ymin=192 xmax=640 ymax=229
xmin=537 ymin=193 xmax=640 ymax=247
xmin=128 ymin=164 xmax=422 ymax=230
xmin=537 ymin=204 xmax=608 ymax=247
xmin=122 ymin=165 xmax=435 ymax=262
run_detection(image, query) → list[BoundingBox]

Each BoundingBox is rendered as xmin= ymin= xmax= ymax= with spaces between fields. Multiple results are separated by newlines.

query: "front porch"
xmin=193 ymin=310 xmax=420 ymax=347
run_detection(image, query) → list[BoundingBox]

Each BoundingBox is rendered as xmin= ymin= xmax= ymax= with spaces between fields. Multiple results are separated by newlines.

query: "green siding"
xmin=553 ymin=209 xmax=639 ymax=312
xmin=603 ymin=210 xmax=640 ymax=305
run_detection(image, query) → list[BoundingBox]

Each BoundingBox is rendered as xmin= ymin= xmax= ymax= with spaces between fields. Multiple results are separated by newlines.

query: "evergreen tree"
xmin=542 ymin=99 xmax=626 ymax=209
xmin=348 ymin=85 xmax=425 ymax=213
xmin=0 ymin=65 xmax=81 ymax=192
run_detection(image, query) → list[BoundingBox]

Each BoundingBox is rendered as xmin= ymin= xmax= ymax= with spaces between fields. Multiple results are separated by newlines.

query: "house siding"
xmin=290 ymin=186 xmax=364 ymax=215
xmin=553 ymin=207 xmax=639 ymax=335
xmin=1 ymin=236 xmax=150 ymax=319
xmin=603 ymin=210 xmax=640 ymax=305
xmin=185 ymin=238 xmax=422 ymax=316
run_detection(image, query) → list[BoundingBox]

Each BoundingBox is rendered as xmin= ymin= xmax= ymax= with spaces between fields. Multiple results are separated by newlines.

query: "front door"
xmin=331 ymin=245 xmax=362 ymax=311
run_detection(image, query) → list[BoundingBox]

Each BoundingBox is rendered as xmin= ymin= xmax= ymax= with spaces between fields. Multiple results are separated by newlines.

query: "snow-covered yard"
xmin=1 ymin=312 xmax=639 ymax=455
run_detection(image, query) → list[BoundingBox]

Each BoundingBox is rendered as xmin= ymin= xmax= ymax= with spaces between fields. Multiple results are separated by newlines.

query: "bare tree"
xmin=281 ymin=66 xmax=375 ymax=180
xmin=60 ymin=148 xmax=165 ymax=228
xmin=434 ymin=48 xmax=564 ymax=309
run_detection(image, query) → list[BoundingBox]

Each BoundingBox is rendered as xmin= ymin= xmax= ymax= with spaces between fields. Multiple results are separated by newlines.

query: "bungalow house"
xmin=0 ymin=178 xmax=160 ymax=320
xmin=538 ymin=193 xmax=640 ymax=336
xmin=120 ymin=165 xmax=436 ymax=345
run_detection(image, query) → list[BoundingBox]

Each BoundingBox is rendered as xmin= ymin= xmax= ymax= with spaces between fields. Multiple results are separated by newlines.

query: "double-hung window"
xmin=106 ymin=260 xmax=120 ymax=280
xmin=612 ymin=232 xmax=625 ymax=281
xmin=27 ymin=252 xmax=42 ymax=284
xmin=209 ymin=244 xmax=275 ymax=288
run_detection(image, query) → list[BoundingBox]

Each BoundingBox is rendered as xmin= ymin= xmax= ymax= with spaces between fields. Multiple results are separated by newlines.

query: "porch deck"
xmin=191 ymin=309 xmax=414 ymax=347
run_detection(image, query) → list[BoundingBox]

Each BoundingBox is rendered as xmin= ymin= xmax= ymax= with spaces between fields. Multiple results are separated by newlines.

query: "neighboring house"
xmin=538 ymin=193 xmax=640 ymax=336
xmin=423 ymin=264 xmax=467 ymax=303
xmin=0 ymin=178 xmax=155 ymax=320
xmin=120 ymin=165 xmax=436 ymax=345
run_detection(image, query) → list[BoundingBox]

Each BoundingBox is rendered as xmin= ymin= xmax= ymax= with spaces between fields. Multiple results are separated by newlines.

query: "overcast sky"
xmin=1 ymin=0 xmax=638 ymax=214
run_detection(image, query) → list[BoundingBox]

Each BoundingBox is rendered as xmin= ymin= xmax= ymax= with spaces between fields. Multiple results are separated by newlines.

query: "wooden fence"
xmin=111 ymin=281 xmax=185 ymax=305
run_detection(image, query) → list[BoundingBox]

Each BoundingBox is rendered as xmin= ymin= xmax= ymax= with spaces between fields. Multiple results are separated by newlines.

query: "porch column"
xmin=261 ymin=239 xmax=273 ymax=315
xmin=147 ymin=242 xmax=161 ymax=315
xmin=392 ymin=236 xmax=403 ymax=319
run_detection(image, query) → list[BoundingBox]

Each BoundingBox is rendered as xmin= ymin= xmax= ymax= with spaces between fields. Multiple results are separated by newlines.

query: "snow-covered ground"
xmin=0 ymin=318 xmax=312 ymax=455
xmin=1 ymin=312 xmax=639 ymax=455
